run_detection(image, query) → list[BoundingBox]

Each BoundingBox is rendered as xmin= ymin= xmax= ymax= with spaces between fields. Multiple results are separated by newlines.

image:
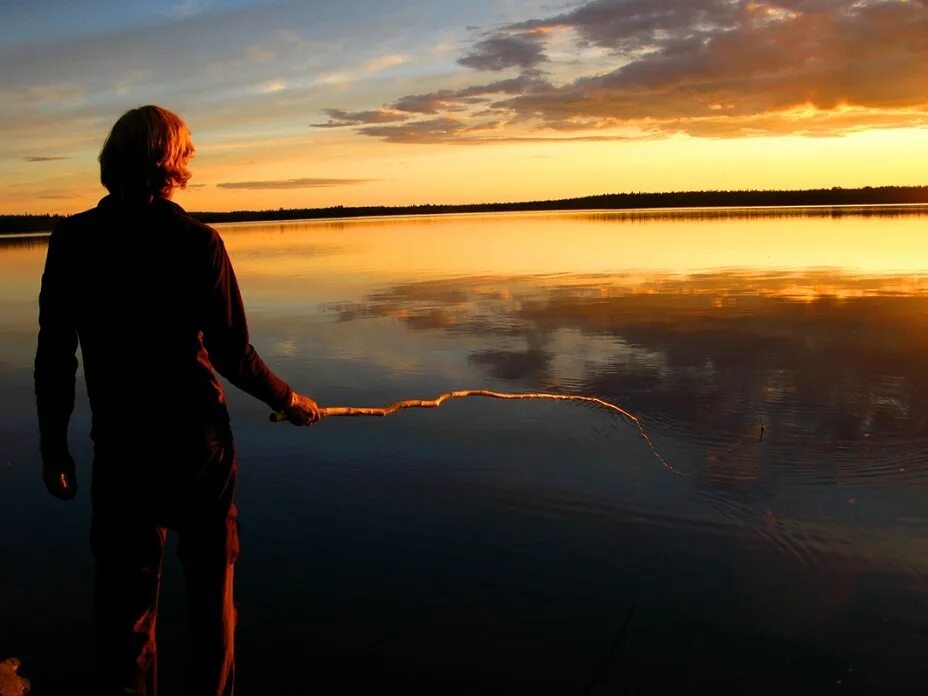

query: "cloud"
xmin=316 ymin=53 xmax=410 ymax=85
xmin=216 ymin=177 xmax=373 ymax=190
xmin=359 ymin=53 xmax=409 ymax=73
xmin=312 ymin=108 xmax=411 ymax=128
xmin=390 ymin=73 xmax=552 ymax=115
xmin=509 ymin=0 xmax=744 ymax=53
xmin=458 ymin=32 xmax=548 ymax=71
xmin=392 ymin=92 xmax=474 ymax=115
xmin=0 ymin=3 xmax=384 ymax=152
xmin=166 ymin=0 xmax=209 ymax=19
xmin=359 ymin=117 xmax=472 ymax=143
xmin=261 ymin=80 xmax=287 ymax=94
xmin=498 ymin=0 xmax=928 ymax=134
xmin=357 ymin=116 xmax=635 ymax=144
xmin=323 ymin=0 xmax=928 ymax=143
xmin=23 ymin=156 xmax=70 ymax=162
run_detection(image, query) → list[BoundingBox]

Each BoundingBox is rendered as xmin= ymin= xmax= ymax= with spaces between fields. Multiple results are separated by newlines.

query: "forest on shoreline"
xmin=3 ymin=185 xmax=928 ymax=235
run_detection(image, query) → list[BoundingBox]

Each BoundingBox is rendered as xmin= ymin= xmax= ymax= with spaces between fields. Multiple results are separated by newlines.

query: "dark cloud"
xmin=510 ymin=0 xmax=744 ymax=52
xmin=359 ymin=117 xmax=474 ymax=143
xmin=458 ymin=32 xmax=548 ymax=71
xmin=457 ymin=73 xmax=551 ymax=97
xmin=324 ymin=0 xmax=928 ymax=142
xmin=390 ymin=73 xmax=551 ymax=115
xmin=216 ymin=177 xmax=372 ymax=189
xmin=392 ymin=93 xmax=473 ymax=115
xmin=347 ymin=73 xmax=562 ymax=142
xmin=312 ymin=108 xmax=411 ymax=127
xmin=23 ymin=156 xmax=70 ymax=162
xmin=499 ymin=0 xmax=928 ymax=134
xmin=356 ymin=116 xmax=639 ymax=144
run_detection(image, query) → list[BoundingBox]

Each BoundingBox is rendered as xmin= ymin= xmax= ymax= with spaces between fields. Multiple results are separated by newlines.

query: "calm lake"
xmin=1 ymin=207 xmax=927 ymax=693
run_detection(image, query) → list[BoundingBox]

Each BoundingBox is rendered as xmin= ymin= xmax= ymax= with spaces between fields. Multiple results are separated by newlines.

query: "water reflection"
xmin=324 ymin=268 xmax=928 ymax=587
xmin=0 ymin=234 xmax=48 ymax=251
xmin=578 ymin=203 xmax=928 ymax=222
xmin=330 ymin=270 xmax=928 ymax=443
xmin=2 ymin=210 xmax=928 ymax=692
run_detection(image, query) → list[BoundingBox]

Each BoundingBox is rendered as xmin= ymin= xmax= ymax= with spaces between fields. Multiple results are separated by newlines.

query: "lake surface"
xmin=1 ymin=207 xmax=927 ymax=693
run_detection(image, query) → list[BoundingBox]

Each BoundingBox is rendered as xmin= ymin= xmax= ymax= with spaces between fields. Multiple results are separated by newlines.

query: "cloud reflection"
xmin=326 ymin=270 xmax=928 ymax=479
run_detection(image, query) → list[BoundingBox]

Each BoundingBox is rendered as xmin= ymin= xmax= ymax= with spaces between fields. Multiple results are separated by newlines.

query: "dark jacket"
xmin=34 ymin=195 xmax=292 ymax=454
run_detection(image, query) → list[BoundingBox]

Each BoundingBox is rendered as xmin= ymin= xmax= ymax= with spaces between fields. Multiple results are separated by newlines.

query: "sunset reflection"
xmin=4 ymin=208 xmax=928 ymax=692
xmin=327 ymin=268 xmax=928 ymax=449
xmin=208 ymin=209 xmax=928 ymax=288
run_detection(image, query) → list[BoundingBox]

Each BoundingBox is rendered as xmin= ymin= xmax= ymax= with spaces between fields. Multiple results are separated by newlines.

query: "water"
xmin=1 ymin=208 xmax=927 ymax=693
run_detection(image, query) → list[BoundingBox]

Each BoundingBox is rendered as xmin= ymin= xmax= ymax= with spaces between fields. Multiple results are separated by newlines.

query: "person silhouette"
xmin=34 ymin=104 xmax=321 ymax=696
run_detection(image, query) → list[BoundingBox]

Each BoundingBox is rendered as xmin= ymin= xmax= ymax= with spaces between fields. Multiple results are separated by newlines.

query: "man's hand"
xmin=283 ymin=391 xmax=322 ymax=426
xmin=42 ymin=452 xmax=78 ymax=500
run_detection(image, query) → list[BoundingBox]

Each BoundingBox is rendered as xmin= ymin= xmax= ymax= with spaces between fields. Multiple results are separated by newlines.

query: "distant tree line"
xmin=0 ymin=214 xmax=67 ymax=235
xmin=3 ymin=185 xmax=928 ymax=234
xmin=188 ymin=185 xmax=928 ymax=224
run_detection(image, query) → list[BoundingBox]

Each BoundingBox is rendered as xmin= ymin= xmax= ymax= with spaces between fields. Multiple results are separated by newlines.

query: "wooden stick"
xmin=271 ymin=389 xmax=683 ymax=474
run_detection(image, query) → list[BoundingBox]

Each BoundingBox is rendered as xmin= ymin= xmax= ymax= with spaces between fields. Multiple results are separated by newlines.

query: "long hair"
xmin=99 ymin=105 xmax=195 ymax=200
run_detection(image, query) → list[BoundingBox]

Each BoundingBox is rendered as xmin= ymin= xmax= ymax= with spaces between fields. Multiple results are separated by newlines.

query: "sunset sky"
xmin=2 ymin=0 xmax=928 ymax=214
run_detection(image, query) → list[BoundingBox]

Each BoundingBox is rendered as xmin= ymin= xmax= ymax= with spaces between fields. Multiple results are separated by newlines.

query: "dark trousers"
xmin=90 ymin=423 xmax=239 ymax=696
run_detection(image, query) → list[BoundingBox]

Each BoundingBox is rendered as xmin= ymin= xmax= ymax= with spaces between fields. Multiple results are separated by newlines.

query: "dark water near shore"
xmin=2 ymin=208 xmax=927 ymax=693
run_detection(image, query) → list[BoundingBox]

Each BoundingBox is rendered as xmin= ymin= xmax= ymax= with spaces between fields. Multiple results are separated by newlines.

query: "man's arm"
xmin=202 ymin=235 xmax=319 ymax=424
xmin=34 ymin=225 xmax=79 ymax=500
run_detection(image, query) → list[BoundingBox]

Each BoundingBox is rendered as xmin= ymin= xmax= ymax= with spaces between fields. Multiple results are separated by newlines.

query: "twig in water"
xmin=271 ymin=389 xmax=685 ymax=475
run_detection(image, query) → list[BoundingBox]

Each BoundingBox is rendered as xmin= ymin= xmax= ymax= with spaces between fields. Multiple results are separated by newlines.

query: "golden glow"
xmin=5 ymin=125 xmax=928 ymax=215
xmin=13 ymin=211 xmax=914 ymax=298
xmin=215 ymin=210 xmax=928 ymax=294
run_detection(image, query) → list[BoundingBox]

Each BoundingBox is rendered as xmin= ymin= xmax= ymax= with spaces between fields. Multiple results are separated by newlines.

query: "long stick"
xmin=271 ymin=389 xmax=683 ymax=475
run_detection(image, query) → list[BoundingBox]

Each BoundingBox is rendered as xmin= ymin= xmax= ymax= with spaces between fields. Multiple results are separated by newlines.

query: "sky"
xmin=2 ymin=0 xmax=928 ymax=214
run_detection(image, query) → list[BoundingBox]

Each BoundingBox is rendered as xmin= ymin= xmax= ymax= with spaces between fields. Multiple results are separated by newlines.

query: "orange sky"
xmin=2 ymin=0 xmax=928 ymax=214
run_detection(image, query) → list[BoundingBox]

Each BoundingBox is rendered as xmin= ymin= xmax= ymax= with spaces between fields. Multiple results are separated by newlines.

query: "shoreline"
xmin=3 ymin=185 xmax=928 ymax=235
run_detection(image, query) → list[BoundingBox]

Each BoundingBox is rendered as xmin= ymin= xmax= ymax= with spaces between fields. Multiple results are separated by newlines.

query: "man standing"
xmin=34 ymin=105 xmax=320 ymax=695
